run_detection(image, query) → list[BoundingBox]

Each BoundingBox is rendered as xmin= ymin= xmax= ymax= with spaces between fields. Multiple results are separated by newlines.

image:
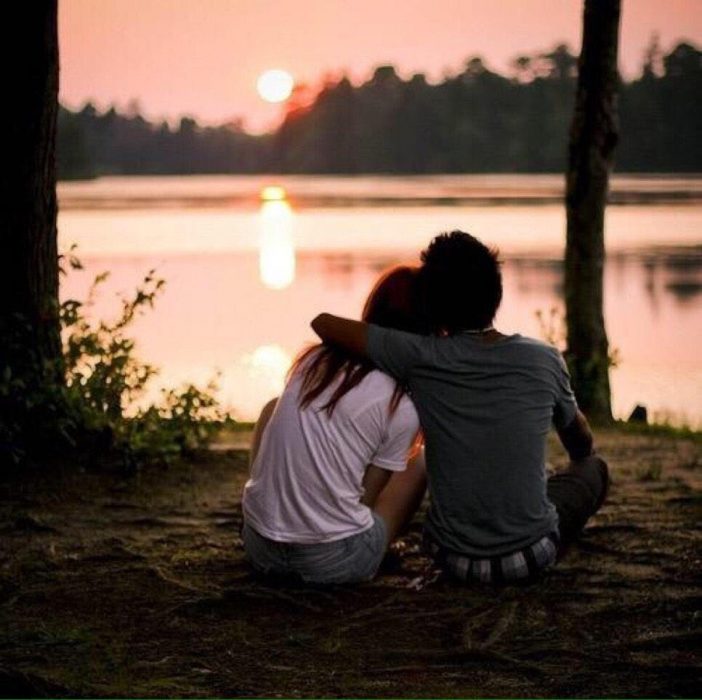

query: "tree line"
xmin=58 ymin=39 xmax=701 ymax=179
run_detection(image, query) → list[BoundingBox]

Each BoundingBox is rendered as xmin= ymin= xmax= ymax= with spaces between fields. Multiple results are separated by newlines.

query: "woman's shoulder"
xmin=364 ymin=368 xmax=401 ymax=392
xmin=365 ymin=371 xmax=418 ymax=420
xmin=346 ymin=369 xmax=413 ymax=411
xmin=394 ymin=393 xmax=419 ymax=427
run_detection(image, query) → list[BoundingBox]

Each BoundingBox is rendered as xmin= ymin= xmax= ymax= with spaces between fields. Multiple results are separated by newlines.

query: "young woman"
xmin=242 ymin=266 xmax=429 ymax=585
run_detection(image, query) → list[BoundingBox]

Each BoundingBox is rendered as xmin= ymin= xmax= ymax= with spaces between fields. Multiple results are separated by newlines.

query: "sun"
xmin=257 ymin=69 xmax=294 ymax=103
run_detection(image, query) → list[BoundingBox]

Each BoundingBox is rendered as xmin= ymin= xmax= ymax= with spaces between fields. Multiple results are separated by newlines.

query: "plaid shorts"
xmin=424 ymin=530 xmax=560 ymax=584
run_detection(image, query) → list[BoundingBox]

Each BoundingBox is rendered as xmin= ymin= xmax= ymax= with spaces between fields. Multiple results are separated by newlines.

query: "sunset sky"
xmin=59 ymin=0 xmax=702 ymax=133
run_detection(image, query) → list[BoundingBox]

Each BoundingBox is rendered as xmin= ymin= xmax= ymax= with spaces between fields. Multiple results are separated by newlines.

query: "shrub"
xmin=0 ymin=251 xmax=234 ymax=468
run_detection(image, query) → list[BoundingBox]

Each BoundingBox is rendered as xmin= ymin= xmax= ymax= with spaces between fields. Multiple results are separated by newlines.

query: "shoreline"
xmin=57 ymin=171 xmax=702 ymax=212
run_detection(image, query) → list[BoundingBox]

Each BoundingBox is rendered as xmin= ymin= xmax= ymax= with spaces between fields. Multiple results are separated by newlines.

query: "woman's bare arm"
xmin=360 ymin=464 xmax=393 ymax=508
xmin=311 ymin=313 xmax=370 ymax=358
xmin=249 ymin=397 xmax=278 ymax=468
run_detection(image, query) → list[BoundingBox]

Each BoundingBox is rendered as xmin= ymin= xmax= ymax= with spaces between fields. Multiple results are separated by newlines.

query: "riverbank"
xmin=1 ymin=428 xmax=700 ymax=697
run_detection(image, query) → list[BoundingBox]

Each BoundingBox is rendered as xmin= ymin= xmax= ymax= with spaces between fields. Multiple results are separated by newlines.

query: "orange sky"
xmin=59 ymin=0 xmax=702 ymax=133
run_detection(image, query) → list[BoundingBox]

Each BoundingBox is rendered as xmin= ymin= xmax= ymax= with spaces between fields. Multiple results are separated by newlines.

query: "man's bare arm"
xmin=557 ymin=409 xmax=595 ymax=461
xmin=311 ymin=313 xmax=370 ymax=358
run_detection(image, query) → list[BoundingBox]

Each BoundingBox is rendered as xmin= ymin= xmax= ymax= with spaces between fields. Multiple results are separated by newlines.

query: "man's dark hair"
xmin=419 ymin=230 xmax=502 ymax=334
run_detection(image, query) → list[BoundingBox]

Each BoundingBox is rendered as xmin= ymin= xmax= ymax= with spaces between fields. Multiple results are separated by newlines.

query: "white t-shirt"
xmin=242 ymin=356 xmax=420 ymax=544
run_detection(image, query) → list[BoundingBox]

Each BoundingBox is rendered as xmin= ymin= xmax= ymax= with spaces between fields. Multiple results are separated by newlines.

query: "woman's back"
xmin=242 ymin=356 xmax=419 ymax=544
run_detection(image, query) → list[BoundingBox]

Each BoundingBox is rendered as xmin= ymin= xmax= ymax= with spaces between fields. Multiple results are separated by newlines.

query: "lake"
xmin=57 ymin=174 xmax=702 ymax=427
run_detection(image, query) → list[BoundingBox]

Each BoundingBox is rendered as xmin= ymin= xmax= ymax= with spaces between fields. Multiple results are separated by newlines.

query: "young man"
xmin=312 ymin=231 xmax=609 ymax=584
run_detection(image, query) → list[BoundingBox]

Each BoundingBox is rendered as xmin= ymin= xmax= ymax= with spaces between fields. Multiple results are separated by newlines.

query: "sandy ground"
xmin=0 ymin=429 xmax=700 ymax=698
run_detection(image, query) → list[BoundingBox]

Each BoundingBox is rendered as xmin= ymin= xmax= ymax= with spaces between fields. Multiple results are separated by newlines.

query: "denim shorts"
xmin=242 ymin=514 xmax=388 ymax=585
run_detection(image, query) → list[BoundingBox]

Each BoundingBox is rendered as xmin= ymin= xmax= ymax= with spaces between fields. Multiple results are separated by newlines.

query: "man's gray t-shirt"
xmin=367 ymin=326 xmax=578 ymax=557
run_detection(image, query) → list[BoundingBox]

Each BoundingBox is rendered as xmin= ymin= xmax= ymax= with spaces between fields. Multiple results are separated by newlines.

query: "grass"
xmin=612 ymin=418 xmax=702 ymax=443
xmin=634 ymin=461 xmax=663 ymax=482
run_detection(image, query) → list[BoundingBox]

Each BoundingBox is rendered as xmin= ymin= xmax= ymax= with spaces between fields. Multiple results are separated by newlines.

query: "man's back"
xmin=367 ymin=327 xmax=578 ymax=556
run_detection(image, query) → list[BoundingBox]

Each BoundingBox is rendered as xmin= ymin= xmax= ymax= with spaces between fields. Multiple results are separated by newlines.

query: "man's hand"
xmin=311 ymin=313 xmax=370 ymax=359
xmin=557 ymin=409 xmax=595 ymax=462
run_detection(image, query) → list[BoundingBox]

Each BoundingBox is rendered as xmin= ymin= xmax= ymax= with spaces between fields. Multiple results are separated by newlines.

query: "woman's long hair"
xmin=289 ymin=265 xmax=429 ymax=417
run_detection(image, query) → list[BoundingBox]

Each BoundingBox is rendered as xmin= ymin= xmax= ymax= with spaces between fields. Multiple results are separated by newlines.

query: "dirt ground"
xmin=0 ymin=428 xmax=700 ymax=698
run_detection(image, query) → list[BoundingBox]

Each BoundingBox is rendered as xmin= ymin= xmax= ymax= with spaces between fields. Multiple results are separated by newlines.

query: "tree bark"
xmin=565 ymin=0 xmax=621 ymax=423
xmin=0 ymin=1 xmax=62 ymax=386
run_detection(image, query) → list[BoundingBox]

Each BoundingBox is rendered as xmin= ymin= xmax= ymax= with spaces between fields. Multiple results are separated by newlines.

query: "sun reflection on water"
xmin=246 ymin=344 xmax=291 ymax=395
xmin=260 ymin=185 xmax=288 ymax=202
xmin=259 ymin=186 xmax=295 ymax=290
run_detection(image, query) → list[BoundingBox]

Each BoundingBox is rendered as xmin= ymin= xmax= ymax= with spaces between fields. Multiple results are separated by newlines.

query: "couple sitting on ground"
xmin=242 ymin=231 xmax=609 ymax=585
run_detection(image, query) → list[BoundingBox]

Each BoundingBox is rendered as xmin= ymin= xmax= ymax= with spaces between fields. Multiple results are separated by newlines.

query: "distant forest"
xmin=58 ymin=40 xmax=701 ymax=179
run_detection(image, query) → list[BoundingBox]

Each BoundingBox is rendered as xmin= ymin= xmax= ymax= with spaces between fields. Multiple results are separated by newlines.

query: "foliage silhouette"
xmin=57 ymin=40 xmax=701 ymax=178
xmin=1 ymin=252 xmax=234 ymax=469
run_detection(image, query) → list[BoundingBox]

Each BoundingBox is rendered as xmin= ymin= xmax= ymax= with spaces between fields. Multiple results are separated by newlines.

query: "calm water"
xmin=57 ymin=175 xmax=702 ymax=426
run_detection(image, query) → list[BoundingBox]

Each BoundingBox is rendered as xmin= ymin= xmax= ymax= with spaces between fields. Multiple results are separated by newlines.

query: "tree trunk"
xmin=564 ymin=0 xmax=621 ymax=423
xmin=0 ymin=1 xmax=61 ymax=386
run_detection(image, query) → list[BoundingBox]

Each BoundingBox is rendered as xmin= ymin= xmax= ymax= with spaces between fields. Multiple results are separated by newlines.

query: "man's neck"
xmin=446 ymin=327 xmax=505 ymax=343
